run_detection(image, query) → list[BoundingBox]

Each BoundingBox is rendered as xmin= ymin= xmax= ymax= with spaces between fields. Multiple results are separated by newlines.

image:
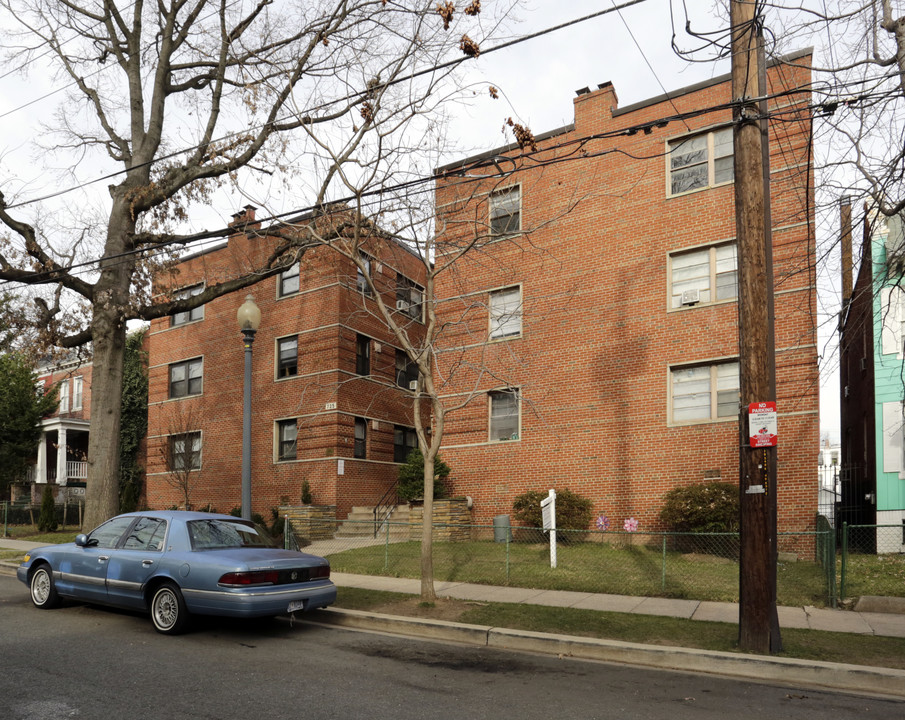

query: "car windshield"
xmin=187 ymin=519 xmax=276 ymax=550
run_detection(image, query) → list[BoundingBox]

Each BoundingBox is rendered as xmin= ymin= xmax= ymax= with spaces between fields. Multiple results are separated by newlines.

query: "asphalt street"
xmin=1 ymin=575 xmax=902 ymax=720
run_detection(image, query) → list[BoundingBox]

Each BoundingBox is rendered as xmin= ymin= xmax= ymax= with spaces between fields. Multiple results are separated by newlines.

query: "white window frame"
xmin=880 ymin=285 xmax=905 ymax=358
xmin=58 ymin=378 xmax=70 ymax=413
xmin=667 ymin=127 xmax=734 ymax=197
xmin=278 ymin=262 xmax=300 ymax=298
xmin=489 ymin=286 xmax=522 ymax=339
xmin=170 ymin=431 xmax=202 ymax=471
xmin=72 ymin=376 xmax=83 ymax=410
xmin=169 ymin=358 xmax=203 ymax=399
xmin=276 ymin=419 xmax=298 ymax=462
xmin=356 ymin=252 xmax=372 ymax=296
xmin=276 ymin=335 xmax=298 ymax=379
xmin=668 ymin=242 xmax=738 ymax=309
xmin=488 ymin=388 xmax=520 ymax=442
xmin=170 ymin=283 xmax=205 ymax=327
xmin=881 ymin=401 xmax=905 ymax=478
xmin=669 ymin=361 xmax=739 ymax=424
xmin=489 ymin=185 xmax=521 ymax=236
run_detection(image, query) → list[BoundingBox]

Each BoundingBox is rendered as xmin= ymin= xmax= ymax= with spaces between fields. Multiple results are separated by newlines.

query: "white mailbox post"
xmin=540 ymin=488 xmax=556 ymax=569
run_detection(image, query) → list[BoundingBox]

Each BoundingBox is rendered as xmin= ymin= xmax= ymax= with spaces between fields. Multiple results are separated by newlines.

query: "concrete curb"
xmin=307 ymin=607 xmax=905 ymax=700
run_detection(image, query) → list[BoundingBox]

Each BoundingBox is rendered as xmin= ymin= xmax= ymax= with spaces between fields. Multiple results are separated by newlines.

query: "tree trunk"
xmin=82 ymin=198 xmax=135 ymax=530
xmin=419 ymin=451 xmax=437 ymax=601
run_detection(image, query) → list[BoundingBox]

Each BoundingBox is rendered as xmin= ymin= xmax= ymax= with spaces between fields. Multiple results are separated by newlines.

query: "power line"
xmin=1 ymin=87 xmax=821 ymax=289
xmin=2 ymin=0 xmax=652 ymax=211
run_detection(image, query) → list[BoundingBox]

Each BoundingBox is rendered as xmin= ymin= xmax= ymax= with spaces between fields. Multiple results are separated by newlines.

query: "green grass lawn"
xmin=333 ymin=587 xmax=905 ymax=670
xmin=327 ymin=539 xmax=835 ymax=607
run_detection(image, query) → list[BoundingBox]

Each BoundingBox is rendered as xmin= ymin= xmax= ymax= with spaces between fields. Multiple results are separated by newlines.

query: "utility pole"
xmin=730 ymin=0 xmax=782 ymax=654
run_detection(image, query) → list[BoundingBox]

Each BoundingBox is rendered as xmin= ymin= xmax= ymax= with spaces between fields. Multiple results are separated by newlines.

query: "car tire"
xmin=29 ymin=564 xmax=60 ymax=609
xmin=150 ymin=582 xmax=190 ymax=635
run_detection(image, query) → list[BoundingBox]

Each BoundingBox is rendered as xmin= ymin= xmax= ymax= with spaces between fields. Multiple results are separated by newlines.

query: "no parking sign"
xmin=748 ymin=401 xmax=778 ymax=448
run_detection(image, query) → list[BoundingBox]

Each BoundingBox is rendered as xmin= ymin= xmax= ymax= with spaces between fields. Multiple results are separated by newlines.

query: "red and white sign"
xmin=748 ymin=401 xmax=778 ymax=448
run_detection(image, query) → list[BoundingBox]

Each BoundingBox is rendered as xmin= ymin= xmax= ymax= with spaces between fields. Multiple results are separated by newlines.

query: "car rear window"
xmin=187 ymin=519 xmax=276 ymax=550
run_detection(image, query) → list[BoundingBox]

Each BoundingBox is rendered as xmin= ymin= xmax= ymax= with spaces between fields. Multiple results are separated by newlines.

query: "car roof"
xmin=116 ymin=510 xmax=249 ymax=522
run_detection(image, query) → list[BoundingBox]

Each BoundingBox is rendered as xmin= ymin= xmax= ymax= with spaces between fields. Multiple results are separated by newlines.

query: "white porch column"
xmin=36 ymin=433 xmax=47 ymax=483
xmin=57 ymin=427 xmax=67 ymax=485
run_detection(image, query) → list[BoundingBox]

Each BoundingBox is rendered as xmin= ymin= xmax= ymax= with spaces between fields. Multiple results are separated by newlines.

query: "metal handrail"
xmin=372 ymin=482 xmax=399 ymax=538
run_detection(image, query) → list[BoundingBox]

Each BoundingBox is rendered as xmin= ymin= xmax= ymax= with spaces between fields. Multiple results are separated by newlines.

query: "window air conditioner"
xmin=396 ymin=299 xmax=410 ymax=312
xmin=409 ymin=380 xmax=418 ymax=391
xmin=680 ymin=289 xmax=700 ymax=306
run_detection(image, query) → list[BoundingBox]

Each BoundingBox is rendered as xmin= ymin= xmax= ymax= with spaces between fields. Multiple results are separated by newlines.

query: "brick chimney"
xmin=229 ymin=204 xmax=258 ymax=229
xmin=573 ymin=81 xmax=619 ymax=135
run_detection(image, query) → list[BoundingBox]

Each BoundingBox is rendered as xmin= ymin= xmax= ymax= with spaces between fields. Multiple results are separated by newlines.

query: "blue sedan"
xmin=17 ymin=510 xmax=336 ymax=634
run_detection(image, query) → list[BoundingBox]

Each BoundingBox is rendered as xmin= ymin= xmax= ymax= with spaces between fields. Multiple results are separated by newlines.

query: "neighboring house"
xmin=143 ymin=207 xmax=426 ymax=518
xmin=839 ymin=207 xmax=905 ymax=552
xmin=431 ymin=50 xmax=819 ymax=543
xmin=19 ymin=358 xmax=93 ymax=504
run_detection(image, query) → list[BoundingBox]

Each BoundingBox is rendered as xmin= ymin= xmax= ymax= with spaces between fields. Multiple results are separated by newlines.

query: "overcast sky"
xmin=0 ymin=0 xmax=840 ymax=441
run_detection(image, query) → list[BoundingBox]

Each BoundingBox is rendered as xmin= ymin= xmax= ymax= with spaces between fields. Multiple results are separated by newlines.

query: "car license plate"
xmin=288 ymin=600 xmax=306 ymax=613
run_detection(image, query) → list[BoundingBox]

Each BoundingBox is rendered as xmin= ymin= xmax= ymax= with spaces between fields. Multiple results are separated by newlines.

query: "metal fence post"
xmin=505 ymin=533 xmax=511 ymax=585
xmin=661 ymin=535 xmax=667 ymax=591
xmin=840 ymin=522 xmax=848 ymax=601
xmin=384 ymin=519 xmax=390 ymax=572
xmin=2 ymin=501 xmax=7 ymax=538
xmin=284 ymin=515 xmax=289 ymax=550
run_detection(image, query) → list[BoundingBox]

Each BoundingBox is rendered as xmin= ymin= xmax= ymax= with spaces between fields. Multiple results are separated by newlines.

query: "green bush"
xmin=658 ymin=482 xmax=739 ymax=533
xmin=37 ymin=485 xmax=58 ymax=533
xmin=511 ymin=488 xmax=593 ymax=543
xmin=397 ymin=449 xmax=451 ymax=502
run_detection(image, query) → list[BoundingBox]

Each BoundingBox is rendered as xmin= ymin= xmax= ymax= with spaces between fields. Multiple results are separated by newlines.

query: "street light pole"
xmin=237 ymin=294 xmax=261 ymax=521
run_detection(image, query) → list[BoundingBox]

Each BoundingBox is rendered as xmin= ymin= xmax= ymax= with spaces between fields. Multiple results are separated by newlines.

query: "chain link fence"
xmin=287 ymin=517 xmax=837 ymax=607
xmin=840 ymin=523 xmax=905 ymax=601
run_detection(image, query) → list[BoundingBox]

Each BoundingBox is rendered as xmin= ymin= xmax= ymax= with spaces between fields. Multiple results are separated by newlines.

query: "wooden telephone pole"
xmin=731 ymin=0 xmax=782 ymax=653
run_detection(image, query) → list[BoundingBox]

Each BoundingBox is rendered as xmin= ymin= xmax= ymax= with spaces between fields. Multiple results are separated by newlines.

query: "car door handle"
xmin=142 ymin=560 xmax=154 ymax=567
xmin=98 ymin=556 xmax=109 ymax=563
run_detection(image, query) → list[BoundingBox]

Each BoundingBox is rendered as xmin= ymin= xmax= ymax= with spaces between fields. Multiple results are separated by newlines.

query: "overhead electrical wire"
xmin=1 ymin=0 xmax=652 ymax=211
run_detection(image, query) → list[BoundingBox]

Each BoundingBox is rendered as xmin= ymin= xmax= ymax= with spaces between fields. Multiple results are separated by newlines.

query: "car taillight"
xmin=310 ymin=564 xmax=330 ymax=580
xmin=218 ymin=570 xmax=279 ymax=586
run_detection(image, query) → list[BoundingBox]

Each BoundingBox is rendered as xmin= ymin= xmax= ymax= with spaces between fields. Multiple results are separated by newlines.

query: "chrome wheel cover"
xmin=31 ymin=569 xmax=50 ymax=605
xmin=153 ymin=588 xmax=178 ymax=630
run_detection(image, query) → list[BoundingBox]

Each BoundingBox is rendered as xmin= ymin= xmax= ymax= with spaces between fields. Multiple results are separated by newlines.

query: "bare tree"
xmin=0 ymin=0 xmax=513 ymax=529
xmin=157 ymin=402 xmax=203 ymax=511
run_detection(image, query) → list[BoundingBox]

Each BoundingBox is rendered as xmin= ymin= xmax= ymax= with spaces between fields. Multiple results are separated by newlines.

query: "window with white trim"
xmin=58 ymin=379 xmax=70 ymax=413
xmin=880 ymin=285 xmax=905 ymax=357
xmin=276 ymin=419 xmax=297 ymax=461
xmin=489 ymin=286 xmax=522 ymax=339
xmin=169 ymin=358 xmax=203 ymax=398
xmin=396 ymin=349 xmax=418 ymax=389
xmin=279 ymin=262 xmax=300 ymax=297
xmin=489 ymin=389 xmax=520 ymax=442
xmin=277 ymin=336 xmax=298 ymax=378
xmin=170 ymin=284 xmax=204 ymax=326
xmin=489 ymin=186 xmax=520 ymax=236
xmin=669 ymin=243 xmax=737 ymax=309
xmin=668 ymin=127 xmax=733 ymax=196
xmin=170 ymin=432 xmax=201 ymax=471
xmin=72 ymin=376 xmax=83 ymax=410
xmin=670 ymin=361 xmax=739 ymax=423
xmin=396 ymin=273 xmax=423 ymax=321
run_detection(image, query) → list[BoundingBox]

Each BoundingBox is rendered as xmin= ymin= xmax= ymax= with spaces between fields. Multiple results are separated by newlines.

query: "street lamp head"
xmin=236 ymin=294 xmax=262 ymax=332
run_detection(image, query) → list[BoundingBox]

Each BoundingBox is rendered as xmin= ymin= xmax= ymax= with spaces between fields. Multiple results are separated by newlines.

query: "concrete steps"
xmin=335 ymin=505 xmax=411 ymax=538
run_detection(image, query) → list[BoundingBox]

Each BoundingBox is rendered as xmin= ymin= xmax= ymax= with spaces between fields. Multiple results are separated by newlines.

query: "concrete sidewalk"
xmin=4 ymin=537 xmax=905 ymax=638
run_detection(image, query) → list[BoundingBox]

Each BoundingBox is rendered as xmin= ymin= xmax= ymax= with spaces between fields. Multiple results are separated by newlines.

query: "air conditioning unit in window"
xmin=680 ymin=289 xmax=700 ymax=306
xmin=409 ymin=380 xmax=418 ymax=391
xmin=396 ymin=299 xmax=410 ymax=312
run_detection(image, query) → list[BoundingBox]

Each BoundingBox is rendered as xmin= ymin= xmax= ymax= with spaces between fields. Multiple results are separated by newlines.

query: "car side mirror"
xmin=75 ymin=534 xmax=90 ymax=547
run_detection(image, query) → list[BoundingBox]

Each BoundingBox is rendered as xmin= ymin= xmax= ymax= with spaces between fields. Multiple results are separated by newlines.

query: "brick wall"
xmin=432 ymin=54 xmax=819 ymax=534
xmin=145 ymin=210 xmax=427 ymax=518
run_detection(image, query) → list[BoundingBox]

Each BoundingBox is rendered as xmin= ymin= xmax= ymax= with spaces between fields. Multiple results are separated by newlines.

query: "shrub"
xmin=301 ymin=479 xmax=313 ymax=505
xmin=37 ymin=485 xmax=58 ymax=533
xmin=511 ymin=488 xmax=593 ymax=543
xmin=397 ymin=449 xmax=451 ymax=502
xmin=658 ymin=482 xmax=739 ymax=533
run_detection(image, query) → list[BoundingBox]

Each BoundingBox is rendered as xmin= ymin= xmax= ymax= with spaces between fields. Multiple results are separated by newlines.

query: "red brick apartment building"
xmin=12 ymin=358 xmax=94 ymax=504
xmin=144 ymin=209 xmax=426 ymax=518
xmin=432 ymin=50 xmax=818 ymax=537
